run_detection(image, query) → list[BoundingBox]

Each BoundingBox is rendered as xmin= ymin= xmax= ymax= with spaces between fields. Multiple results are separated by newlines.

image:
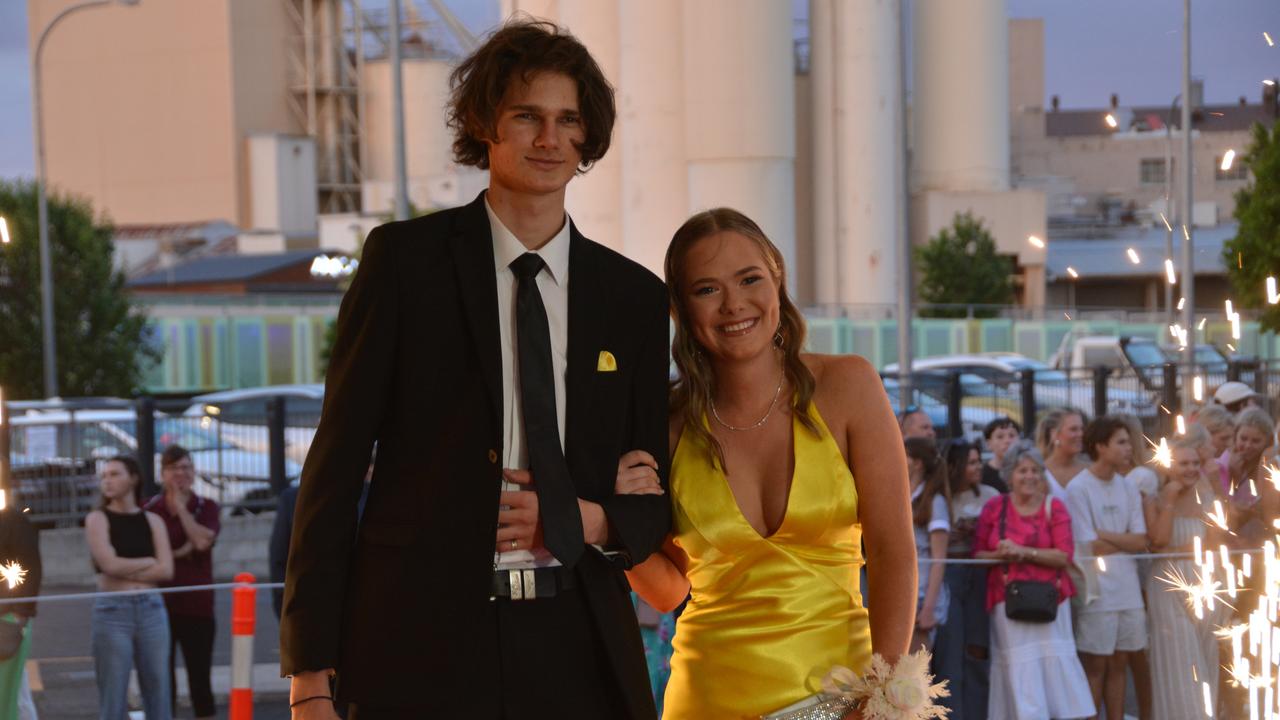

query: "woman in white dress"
xmin=974 ymin=440 xmax=1095 ymax=720
xmin=1144 ymin=438 xmax=1230 ymax=719
xmin=1036 ymin=408 xmax=1087 ymax=500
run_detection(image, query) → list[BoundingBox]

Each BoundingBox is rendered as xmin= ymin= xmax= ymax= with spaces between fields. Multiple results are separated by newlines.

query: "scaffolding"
xmin=283 ymin=0 xmax=475 ymax=215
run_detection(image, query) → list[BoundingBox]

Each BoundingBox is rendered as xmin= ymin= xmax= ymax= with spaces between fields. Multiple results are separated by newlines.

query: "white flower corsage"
xmin=820 ymin=650 xmax=949 ymax=719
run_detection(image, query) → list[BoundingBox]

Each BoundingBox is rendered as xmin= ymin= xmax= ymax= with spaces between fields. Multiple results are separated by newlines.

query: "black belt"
xmin=490 ymin=566 xmax=576 ymax=601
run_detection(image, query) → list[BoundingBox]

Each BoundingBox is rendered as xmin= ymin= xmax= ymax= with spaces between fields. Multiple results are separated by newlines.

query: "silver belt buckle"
xmin=523 ymin=569 xmax=537 ymax=600
xmin=508 ymin=569 xmax=524 ymax=601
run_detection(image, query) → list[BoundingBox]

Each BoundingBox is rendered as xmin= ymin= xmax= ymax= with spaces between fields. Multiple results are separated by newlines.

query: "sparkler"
xmin=1126 ymin=247 xmax=1141 ymax=264
xmin=1165 ymin=258 xmax=1177 ymax=284
xmin=1267 ymin=277 xmax=1278 ymax=305
xmin=1066 ymin=266 xmax=1079 ymax=279
xmin=1178 ymin=297 xmax=1187 ymax=311
xmin=1266 ymin=31 xmax=1275 ymax=46
xmin=1177 ymin=414 xmax=1187 ymax=435
xmin=1027 ymin=235 xmax=1045 ymax=249
xmin=1232 ymin=314 xmax=1242 ymax=341
xmin=1159 ymin=212 xmax=1173 ymax=233
xmin=1194 ymin=376 xmax=1204 ymax=402
xmin=1152 ymin=436 xmax=1173 ymax=468
xmin=1221 ymin=149 xmax=1237 ymax=172
xmin=1198 ymin=317 xmax=1207 ymax=331
xmin=0 ymin=561 xmax=26 ymax=590
xmin=1104 ymin=113 xmax=1118 ymax=128
xmin=1227 ymin=299 xmax=1235 ymax=318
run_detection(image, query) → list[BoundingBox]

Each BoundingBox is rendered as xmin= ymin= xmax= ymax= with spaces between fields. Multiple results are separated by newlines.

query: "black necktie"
xmin=510 ymin=253 xmax=584 ymax=567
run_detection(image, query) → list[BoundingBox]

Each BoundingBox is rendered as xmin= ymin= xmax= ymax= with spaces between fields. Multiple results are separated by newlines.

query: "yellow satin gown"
xmin=663 ymin=407 xmax=872 ymax=720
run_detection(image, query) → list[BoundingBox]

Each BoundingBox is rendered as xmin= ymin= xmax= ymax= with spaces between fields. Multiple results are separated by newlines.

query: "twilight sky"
xmin=0 ymin=0 xmax=1275 ymax=181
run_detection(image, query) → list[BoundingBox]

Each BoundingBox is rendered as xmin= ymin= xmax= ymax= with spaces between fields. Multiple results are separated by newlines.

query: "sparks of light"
xmin=1151 ymin=436 xmax=1173 ymax=468
xmin=1165 ymin=258 xmax=1177 ymax=284
xmin=0 ymin=562 xmax=27 ymax=591
xmin=1105 ymin=113 xmax=1118 ymax=128
xmin=1204 ymin=681 xmax=1214 ymax=717
xmin=0 ymin=217 xmax=8 ymax=245
xmin=1183 ymin=224 xmax=1191 ymax=241
xmin=1266 ymin=31 xmax=1275 ymax=46
xmin=1210 ymin=500 xmax=1230 ymax=530
xmin=1177 ymin=415 xmax=1187 ymax=435
xmin=1097 ymin=556 xmax=1107 ymax=572
xmin=1221 ymin=149 xmax=1237 ymax=171
xmin=1268 ymin=464 xmax=1280 ymax=491
xmin=1228 ymin=343 xmax=1237 ymax=353
xmin=1066 ymin=266 xmax=1079 ymax=279
xmin=1194 ymin=376 xmax=1205 ymax=402
xmin=0 ymin=490 xmax=6 ymax=512
xmin=1126 ymin=247 xmax=1141 ymax=264
xmin=1028 ymin=235 xmax=1045 ymax=249
xmin=1267 ymin=277 xmax=1279 ymax=304
xmin=1266 ymin=79 xmax=1277 ymax=86
xmin=1169 ymin=323 xmax=1181 ymax=340
xmin=1178 ymin=297 xmax=1187 ymax=310
xmin=1232 ymin=314 xmax=1241 ymax=340
xmin=1227 ymin=299 xmax=1235 ymax=317
xmin=1160 ymin=212 xmax=1173 ymax=232
xmin=1198 ymin=317 xmax=1208 ymax=331
xmin=1194 ymin=534 xmax=1204 ymax=564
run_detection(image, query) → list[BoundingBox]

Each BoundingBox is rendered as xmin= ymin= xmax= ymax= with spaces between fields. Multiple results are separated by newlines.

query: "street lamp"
xmin=31 ymin=0 xmax=141 ymax=399
xmin=1164 ymin=93 xmax=1181 ymax=326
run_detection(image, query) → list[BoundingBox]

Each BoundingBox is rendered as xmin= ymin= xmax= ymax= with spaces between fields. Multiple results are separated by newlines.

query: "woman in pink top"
xmin=974 ymin=440 xmax=1094 ymax=720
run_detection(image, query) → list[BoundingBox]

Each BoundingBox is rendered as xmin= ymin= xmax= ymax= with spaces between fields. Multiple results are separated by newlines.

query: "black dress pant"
xmin=168 ymin=613 xmax=216 ymax=717
xmin=347 ymin=585 xmax=626 ymax=720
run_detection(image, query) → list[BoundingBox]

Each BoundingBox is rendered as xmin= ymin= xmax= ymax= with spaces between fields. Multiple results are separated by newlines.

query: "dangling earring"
xmin=773 ymin=324 xmax=785 ymax=349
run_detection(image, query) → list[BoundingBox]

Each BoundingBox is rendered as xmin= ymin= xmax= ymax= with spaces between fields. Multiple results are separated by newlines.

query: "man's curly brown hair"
xmin=447 ymin=19 xmax=615 ymax=172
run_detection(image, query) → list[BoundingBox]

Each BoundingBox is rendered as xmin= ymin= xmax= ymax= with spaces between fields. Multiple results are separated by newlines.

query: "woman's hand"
xmin=916 ymin=602 xmax=938 ymax=630
xmin=615 ymin=450 xmax=663 ymax=496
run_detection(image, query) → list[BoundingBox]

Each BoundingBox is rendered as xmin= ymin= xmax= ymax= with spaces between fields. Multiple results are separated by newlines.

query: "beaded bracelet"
xmin=290 ymin=695 xmax=333 ymax=709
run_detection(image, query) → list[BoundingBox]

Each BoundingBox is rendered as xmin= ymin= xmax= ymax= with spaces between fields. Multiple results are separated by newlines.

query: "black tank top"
xmin=95 ymin=509 xmax=155 ymax=573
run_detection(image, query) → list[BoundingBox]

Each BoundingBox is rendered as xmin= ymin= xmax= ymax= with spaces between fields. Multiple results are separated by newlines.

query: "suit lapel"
xmin=566 ymin=224 xmax=605 ymax=464
xmin=449 ymin=194 xmax=503 ymax=436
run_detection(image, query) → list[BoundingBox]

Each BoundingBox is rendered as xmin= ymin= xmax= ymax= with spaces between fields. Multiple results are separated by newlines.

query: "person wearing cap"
xmin=1214 ymin=381 xmax=1262 ymax=415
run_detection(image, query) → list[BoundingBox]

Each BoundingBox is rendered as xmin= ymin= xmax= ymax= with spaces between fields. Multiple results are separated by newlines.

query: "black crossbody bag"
xmin=999 ymin=496 xmax=1062 ymax=623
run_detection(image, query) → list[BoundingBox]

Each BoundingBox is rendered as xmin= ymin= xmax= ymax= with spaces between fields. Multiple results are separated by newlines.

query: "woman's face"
xmin=988 ymin=426 xmax=1019 ymax=459
xmin=1172 ymin=446 xmax=1202 ymax=486
xmin=681 ymin=231 xmax=782 ymax=365
xmin=1234 ymin=425 xmax=1272 ymax=465
xmin=99 ymin=460 xmax=136 ymax=503
xmin=1054 ymin=414 xmax=1084 ymax=455
xmin=964 ymin=449 xmax=983 ymax=487
xmin=1211 ymin=426 xmax=1234 ymax=455
xmin=1010 ymin=458 xmax=1045 ymax=499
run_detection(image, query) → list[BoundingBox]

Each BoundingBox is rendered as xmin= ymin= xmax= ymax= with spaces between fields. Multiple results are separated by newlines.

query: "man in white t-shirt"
xmin=1066 ymin=416 xmax=1151 ymax=720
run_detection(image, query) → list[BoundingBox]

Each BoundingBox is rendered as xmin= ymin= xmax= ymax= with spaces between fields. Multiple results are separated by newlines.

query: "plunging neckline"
xmin=717 ymin=411 xmax=799 ymax=540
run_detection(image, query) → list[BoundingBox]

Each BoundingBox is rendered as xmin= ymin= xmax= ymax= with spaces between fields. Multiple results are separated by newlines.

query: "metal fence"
xmin=1 ymin=396 xmax=320 ymax=528
xmin=883 ymin=359 xmax=1280 ymax=444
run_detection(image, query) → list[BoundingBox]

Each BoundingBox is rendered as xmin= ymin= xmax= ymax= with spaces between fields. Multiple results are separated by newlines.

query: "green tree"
xmin=1223 ymin=120 xmax=1280 ymax=332
xmin=0 ymin=180 xmax=160 ymax=399
xmin=915 ymin=211 xmax=1015 ymax=318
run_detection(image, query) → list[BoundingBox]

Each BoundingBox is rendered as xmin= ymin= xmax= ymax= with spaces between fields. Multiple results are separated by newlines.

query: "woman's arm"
xmin=1145 ymin=484 xmax=1181 ymax=550
xmin=625 ymin=539 xmax=690 ymax=614
xmin=837 ymin=356 xmax=916 ymax=663
xmin=84 ymin=511 xmax=156 ymax=578
xmin=918 ymin=529 xmax=947 ymax=630
xmin=130 ymin=514 xmax=175 ymax=583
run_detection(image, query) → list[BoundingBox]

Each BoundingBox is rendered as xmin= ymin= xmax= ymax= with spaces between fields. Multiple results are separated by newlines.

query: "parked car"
xmin=8 ymin=408 xmax=301 ymax=517
xmin=882 ymin=371 xmax=1006 ymax=442
xmin=885 ymin=353 xmax=1160 ymax=427
xmin=183 ymin=384 xmax=324 ymax=465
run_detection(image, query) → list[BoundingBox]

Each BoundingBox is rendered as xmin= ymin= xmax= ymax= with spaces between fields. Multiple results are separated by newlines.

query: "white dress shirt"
xmin=487 ymin=197 xmax=571 ymax=571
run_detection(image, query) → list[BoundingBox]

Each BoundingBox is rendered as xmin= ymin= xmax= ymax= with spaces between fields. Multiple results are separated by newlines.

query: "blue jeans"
xmin=92 ymin=594 xmax=172 ymax=720
xmin=931 ymin=563 xmax=991 ymax=720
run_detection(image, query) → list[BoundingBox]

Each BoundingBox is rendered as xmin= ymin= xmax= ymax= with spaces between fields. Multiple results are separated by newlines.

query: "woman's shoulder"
xmin=143 ymin=510 xmax=167 ymax=530
xmin=803 ymin=353 xmax=882 ymax=410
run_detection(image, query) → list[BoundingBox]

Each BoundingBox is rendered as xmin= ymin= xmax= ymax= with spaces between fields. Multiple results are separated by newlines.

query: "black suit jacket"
xmin=280 ymin=193 xmax=671 ymax=714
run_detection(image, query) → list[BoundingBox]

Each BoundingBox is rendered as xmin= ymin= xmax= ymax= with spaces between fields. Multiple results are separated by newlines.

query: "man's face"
xmin=988 ymin=425 xmax=1019 ymax=458
xmin=486 ymin=71 xmax=585 ymax=199
xmin=1097 ymin=428 xmax=1133 ymax=469
xmin=902 ymin=411 xmax=935 ymax=440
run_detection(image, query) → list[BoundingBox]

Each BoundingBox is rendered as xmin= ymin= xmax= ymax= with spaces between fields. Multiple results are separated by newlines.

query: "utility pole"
xmin=1179 ymin=0 xmax=1195 ymax=402
xmin=895 ymin=0 xmax=913 ymax=405
xmin=389 ymin=0 xmax=410 ymax=221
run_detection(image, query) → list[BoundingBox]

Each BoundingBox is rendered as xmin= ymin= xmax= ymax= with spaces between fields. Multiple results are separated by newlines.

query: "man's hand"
xmin=496 ymin=469 xmax=543 ymax=554
xmin=164 ymin=485 xmax=184 ymax=516
xmin=290 ymin=671 xmax=338 ymax=720
xmin=615 ymin=450 xmax=663 ymax=496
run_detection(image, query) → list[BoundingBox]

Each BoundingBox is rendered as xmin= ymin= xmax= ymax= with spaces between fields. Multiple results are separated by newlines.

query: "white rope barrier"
xmin=0 ymin=580 xmax=283 ymax=606
xmin=920 ymin=547 xmax=1263 ymax=565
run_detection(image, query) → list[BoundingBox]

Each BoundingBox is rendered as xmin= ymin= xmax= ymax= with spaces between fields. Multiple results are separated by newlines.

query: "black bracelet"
xmin=290 ymin=695 xmax=333 ymax=709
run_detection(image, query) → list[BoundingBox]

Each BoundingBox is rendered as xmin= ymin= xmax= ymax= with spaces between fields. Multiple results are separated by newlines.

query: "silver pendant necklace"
xmin=711 ymin=370 xmax=786 ymax=432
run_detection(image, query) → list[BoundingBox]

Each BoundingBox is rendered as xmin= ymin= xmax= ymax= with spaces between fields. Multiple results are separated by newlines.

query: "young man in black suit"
xmin=281 ymin=19 xmax=671 ymax=720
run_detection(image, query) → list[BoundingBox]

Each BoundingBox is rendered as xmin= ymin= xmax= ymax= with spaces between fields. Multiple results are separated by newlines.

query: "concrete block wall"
xmin=39 ymin=513 xmax=276 ymax=587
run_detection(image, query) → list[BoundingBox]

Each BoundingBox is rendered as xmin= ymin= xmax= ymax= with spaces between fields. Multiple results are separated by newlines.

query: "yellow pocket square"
xmin=597 ymin=350 xmax=618 ymax=372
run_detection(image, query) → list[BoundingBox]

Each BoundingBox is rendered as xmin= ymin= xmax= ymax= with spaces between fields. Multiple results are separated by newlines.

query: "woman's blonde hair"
xmin=665 ymin=208 xmax=817 ymax=471
xmin=1235 ymin=406 xmax=1276 ymax=442
xmin=1194 ymin=404 xmax=1234 ymax=436
xmin=1035 ymin=407 xmax=1086 ymax=459
xmin=1114 ymin=413 xmax=1151 ymax=464
xmin=1172 ymin=422 xmax=1210 ymax=451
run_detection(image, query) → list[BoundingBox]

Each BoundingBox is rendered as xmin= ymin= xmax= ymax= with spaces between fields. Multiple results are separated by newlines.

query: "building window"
xmin=1216 ymin=155 xmax=1248 ymax=181
xmin=1139 ymin=158 xmax=1167 ymax=185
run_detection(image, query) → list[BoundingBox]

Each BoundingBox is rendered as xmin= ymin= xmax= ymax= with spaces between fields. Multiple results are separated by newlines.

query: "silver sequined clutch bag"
xmin=761 ymin=693 xmax=855 ymax=720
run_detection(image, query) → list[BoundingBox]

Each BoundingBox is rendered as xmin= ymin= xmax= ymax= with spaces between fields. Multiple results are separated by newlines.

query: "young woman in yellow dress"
xmin=621 ymin=209 xmax=918 ymax=719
